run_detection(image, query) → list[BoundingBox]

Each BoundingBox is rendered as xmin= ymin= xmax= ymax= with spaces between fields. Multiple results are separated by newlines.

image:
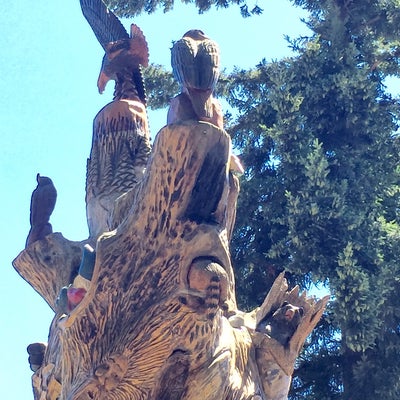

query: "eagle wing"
xmin=129 ymin=24 xmax=149 ymax=67
xmin=80 ymin=0 xmax=129 ymax=49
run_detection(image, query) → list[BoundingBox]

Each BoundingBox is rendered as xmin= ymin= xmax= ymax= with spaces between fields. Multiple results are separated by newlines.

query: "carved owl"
xmin=168 ymin=30 xmax=223 ymax=128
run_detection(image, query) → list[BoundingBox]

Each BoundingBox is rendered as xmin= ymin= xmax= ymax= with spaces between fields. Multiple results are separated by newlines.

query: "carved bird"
xmin=80 ymin=0 xmax=149 ymax=100
xmin=168 ymin=30 xmax=223 ymax=128
xmin=26 ymin=174 xmax=57 ymax=248
xmin=80 ymin=0 xmax=151 ymax=239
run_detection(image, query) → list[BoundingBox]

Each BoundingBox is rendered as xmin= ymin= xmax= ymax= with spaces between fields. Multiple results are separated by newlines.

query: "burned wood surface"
xmin=14 ymin=121 xmax=328 ymax=400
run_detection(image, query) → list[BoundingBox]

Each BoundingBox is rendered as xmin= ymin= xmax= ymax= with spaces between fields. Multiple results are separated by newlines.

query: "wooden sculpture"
xmin=81 ymin=0 xmax=152 ymax=240
xmin=13 ymin=4 xmax=329 ymax=399
xmin=26 ymin=174 xmax=57 ymax=248
xmin=168 ymin=29 xmax=224 ymax=129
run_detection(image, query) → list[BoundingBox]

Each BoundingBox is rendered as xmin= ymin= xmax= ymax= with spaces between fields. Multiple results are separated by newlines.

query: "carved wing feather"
xmin=80 ymin=0 xmax=129 ymax=49
xmin=196 ymin=40 xmax=220 ymax=89
xmin=171 ymin=38 xmax=197 ymax=89
xmin=129 ymin=24 xmax=149 ymax=67
xmin=171 ymin=36 xmax=220 ymax=91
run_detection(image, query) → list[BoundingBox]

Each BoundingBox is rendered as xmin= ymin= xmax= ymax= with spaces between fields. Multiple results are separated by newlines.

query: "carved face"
xmin=96 ymin=25 xmax=149 ymax=94
xmin=256 ymin=301 xmax=304 ymax=345
xmin=97 ymin=40 xmax=138 ymax=93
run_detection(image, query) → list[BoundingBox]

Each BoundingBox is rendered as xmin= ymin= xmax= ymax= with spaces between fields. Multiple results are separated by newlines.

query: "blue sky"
xmin=0 ymin=1 xmax=397 ymax=398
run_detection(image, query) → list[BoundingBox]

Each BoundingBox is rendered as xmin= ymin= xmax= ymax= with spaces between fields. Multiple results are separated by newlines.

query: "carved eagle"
xmin=80 ymin=0 xmax=149 ymax=101
xmin=169 ymin=30 xmax=222 ymax=126
xmin=80 ymin=0 xmax=151 ymax=239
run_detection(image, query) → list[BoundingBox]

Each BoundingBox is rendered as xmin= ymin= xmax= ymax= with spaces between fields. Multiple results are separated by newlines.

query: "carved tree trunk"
xmin=13 ymin=120 xmax=328 ymax=400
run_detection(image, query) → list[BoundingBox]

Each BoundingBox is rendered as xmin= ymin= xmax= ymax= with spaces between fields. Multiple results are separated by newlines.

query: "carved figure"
xmin=256 ymin=301 xmax=304 ymax=346
xmin=168 ymin=30 xmax=223 ymax=128
xmin=183 ymin=258 xmax=229 ymax=320
xmin=27 ymin=342 xmax=47 ymax=373
xmin=26 ymin=174 xmax=57 ymax=248
xmin=80 ymin=0 xmax=149 ymax=98
xmin=81 ymin=0 xmax=152 ymax=239
xmin=56 ymin=244 xmax=96 ymax=314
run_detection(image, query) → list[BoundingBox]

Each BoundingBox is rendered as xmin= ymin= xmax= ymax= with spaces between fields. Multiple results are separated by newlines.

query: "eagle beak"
xmin=97 ymin=70 xmax=110 ymax=94
xmin=97 ymin=54 xmax=112 ymax=94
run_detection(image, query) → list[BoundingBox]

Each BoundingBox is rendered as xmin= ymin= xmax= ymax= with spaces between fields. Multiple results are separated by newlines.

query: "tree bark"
xmin=13 ymin=121 xmax=328 ymax=400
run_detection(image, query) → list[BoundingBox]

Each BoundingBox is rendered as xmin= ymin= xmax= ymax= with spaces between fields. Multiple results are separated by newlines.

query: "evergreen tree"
xmin=105 ymin=0 xmax=263 ymax=16
xmin=224 ymin=1 xmax=400 ymax=398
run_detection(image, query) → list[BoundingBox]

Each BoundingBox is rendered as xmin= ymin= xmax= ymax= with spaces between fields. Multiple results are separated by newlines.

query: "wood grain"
xmin=14 ymin=122 xmax=328 ymax=400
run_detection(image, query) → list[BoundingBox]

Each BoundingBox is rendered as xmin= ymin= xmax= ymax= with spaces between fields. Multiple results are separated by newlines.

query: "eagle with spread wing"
xmin=80 ymin=0 xmax=149 ymax=101
xmin=168 ymin=30 xmax=223 ymax=129
xmin=80 ymin=0 xmax=151 ymax=239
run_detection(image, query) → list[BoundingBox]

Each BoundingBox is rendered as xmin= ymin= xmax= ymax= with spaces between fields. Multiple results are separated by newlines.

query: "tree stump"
xmin=13 ymin=121 xmax=328 ymax=399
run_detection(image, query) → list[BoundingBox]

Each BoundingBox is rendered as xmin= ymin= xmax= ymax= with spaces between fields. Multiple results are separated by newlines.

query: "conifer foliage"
xmin=111 ymin=0 xmax=400 ymax=398
xmin=225 ymin=1 xmax=400 ymax=398
xmin=106 ymin=0 xmax=262 ymax=16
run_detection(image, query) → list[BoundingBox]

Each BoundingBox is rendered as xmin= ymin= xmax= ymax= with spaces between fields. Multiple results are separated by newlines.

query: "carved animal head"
xmin=80 ymin=0 xmax=149 ymax=98
xmin=257 ymin=301 xmax=304 ymax=346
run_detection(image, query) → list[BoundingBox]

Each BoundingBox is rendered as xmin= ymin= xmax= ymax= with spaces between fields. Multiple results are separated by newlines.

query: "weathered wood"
xmin=14 ymin=121 xmax=328 ymax=400
xmin=86 ymin=98 xmax=151 ymax=240
xmin=13 ymin=233 xmax=83 ymax=311
xmin=81 ymin=2 xmax=151 ymax=242
xmin=233 ymin=274 xmax=330 ymax=399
